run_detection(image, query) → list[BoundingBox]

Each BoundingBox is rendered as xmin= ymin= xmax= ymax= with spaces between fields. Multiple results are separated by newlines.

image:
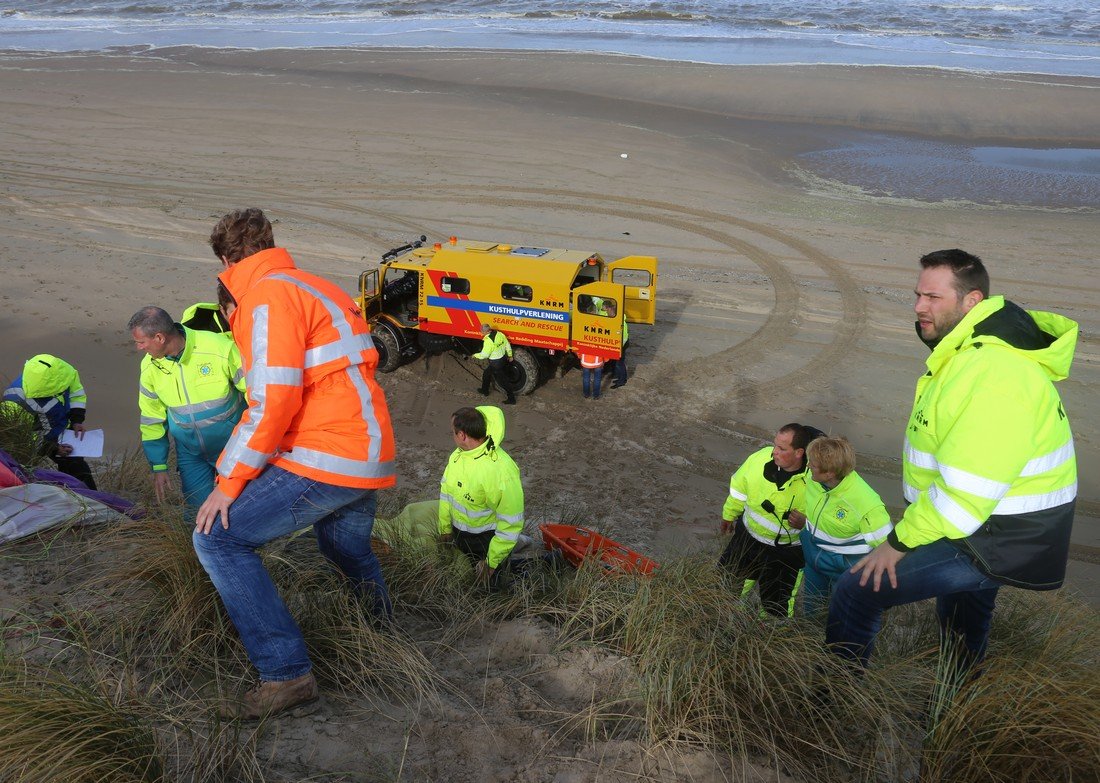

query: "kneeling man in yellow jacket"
xmin=439 ymin=406 xmax=525 ymax=588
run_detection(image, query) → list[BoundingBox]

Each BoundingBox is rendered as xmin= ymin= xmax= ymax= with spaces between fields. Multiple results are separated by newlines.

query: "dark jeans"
xmin=826 ymin=539 xmax=1001 ymax=669
xmin=53 ymin=454 xmax=97 ymax=490
xmin=604 ymin=344 xmax=628 ymax=386
xmin=480 ymin=358 xmax=515 ymax=402
xmin=718 ymin=520 xmax=804 ymax=617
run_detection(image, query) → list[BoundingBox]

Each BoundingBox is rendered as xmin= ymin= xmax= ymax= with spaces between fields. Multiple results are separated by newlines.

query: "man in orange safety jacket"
xmin=193 ymin=207 xmax=396 ymax=720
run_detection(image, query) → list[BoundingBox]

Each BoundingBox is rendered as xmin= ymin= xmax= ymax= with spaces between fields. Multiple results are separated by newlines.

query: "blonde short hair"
xmin=806 ymin=436 xmax=855 ymax=479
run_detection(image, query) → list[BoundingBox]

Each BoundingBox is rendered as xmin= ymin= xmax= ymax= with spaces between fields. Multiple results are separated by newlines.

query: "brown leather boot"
xmin=220 ymin=672 xmax=319 ymax=720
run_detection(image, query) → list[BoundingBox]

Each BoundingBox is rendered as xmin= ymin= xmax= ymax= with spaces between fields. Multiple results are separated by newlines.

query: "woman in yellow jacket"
xmin=798 ymin=436 xmax=893 ymax=616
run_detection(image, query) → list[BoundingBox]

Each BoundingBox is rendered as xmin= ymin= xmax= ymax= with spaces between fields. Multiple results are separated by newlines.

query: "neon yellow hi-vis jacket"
xmin=804 ymin=470 xmax=893 ymax=556
xmin=439 ymin=405 xmax=525 ymax=569
xmin=138 ymin=325 xmax=246 ymax=471
xmin=895 ymin=296 xmax=1078 ymax=590
xmin=472 ymin=330 xmax=513 ymax=361
xmin=722 ymin=446 xmax=808 ymax=546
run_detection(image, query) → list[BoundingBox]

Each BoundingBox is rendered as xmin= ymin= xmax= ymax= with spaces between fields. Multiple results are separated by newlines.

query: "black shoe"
xmin=610 ymin=382 xmax=625 ymax=389
xmin=503 ymin=399 xmax=516 ymax=405
xmin=478 ymin=388 xmax=490 ymax=396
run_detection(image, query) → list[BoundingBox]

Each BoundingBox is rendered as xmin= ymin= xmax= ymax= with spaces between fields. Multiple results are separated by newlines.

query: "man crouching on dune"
xmin=193 ymin=207 xmax=397 ymax=720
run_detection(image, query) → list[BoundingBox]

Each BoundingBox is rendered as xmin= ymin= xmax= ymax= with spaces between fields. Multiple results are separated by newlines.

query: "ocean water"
xmin=798 ymin=135 xmax=1100 ymax=208
xmin=1 ymin=1 xmax=1098 ymax=77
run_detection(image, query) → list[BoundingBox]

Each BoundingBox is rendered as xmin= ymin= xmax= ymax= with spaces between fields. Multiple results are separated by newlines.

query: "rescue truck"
xmin=358 ymin=236 xmax=658 ymax=395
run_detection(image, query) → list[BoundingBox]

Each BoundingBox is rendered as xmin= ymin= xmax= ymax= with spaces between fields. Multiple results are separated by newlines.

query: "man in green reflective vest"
xmin=439 ymin=405 xmax=524 ymax=589
xmin=828 ymin=249 xmax=1078 ymax=673
xmin=129 ymin=305 xmax=247 ymax=514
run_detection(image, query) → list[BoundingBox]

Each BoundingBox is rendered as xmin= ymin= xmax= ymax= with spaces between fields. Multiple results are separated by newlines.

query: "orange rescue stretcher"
xmin=539 ymin=523 xmax=659 ymax=576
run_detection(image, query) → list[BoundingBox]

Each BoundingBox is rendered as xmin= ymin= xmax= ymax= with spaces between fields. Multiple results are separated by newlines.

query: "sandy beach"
xmin=1 ymin=46 xmax=1098 ymax=779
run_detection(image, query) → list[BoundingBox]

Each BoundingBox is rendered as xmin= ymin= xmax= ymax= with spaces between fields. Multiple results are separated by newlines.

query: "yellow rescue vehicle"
xmin=358 ymin=236 xmax=658 ymax=395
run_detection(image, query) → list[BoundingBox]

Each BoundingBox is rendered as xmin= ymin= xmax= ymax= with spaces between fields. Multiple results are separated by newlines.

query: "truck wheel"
xmin=371 ymin=325 xmax=402 ymax=373
xmin=498 ymin=348 xmax=539 ymax=396
xmin=417 ymin=331 xmax=454 ymax=355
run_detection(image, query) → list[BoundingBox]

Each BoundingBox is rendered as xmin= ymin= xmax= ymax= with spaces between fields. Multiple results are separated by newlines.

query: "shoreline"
xmin=3 ymin=46 xmax=1100 ymax=145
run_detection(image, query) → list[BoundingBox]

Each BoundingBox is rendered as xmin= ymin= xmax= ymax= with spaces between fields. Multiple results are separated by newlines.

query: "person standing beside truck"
xmin=475 ymin=323 xmax=516 ymax=405
xmin=578 ymin=351 xmax=605 ymax=399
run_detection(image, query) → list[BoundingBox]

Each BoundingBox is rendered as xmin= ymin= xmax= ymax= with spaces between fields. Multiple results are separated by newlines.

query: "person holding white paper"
xmin=2 ymin=354 xmax=97 ymax=489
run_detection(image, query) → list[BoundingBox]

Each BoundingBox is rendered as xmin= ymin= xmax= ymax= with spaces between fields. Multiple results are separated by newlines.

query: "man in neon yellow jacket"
xmin=828 ymin=249 xmax=1077 ymax=672
xmin=474 ymin=324 xmax=516 ymax=405
xmin=439 ymin=405 xmax=524 ymax=588
xmin=718 ymin=423 xmax=823 ymax=617
xmin=129 ymin=306 xmax=246 ymax=513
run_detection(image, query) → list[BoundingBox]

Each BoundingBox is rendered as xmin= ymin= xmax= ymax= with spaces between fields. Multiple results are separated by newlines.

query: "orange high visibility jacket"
xmin=579 ymin=353 xmax=604 ymax=369
xmin=216 ymin=247 xmax=396 ymax=499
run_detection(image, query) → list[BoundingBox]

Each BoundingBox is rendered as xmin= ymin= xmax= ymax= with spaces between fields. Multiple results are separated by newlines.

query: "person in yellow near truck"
xmin=828 ymin=250 xmax=1078 ymax=676
xmin=129 ymin=305 xmax=246 ymax=515
xmin=718 ymin=423 xmax=823 ymax=617
xmin=794 ymin=436 xmax=893 ymax=616
xmin=439 ymin=405 xmax=524 ymax=589
xmin=474 ymin=323 xmax=516 ymax=405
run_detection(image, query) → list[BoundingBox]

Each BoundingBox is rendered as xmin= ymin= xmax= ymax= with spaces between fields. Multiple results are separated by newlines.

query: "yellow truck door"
xmin=570 ymin=281 xmax=624 ymax=360
xmin=604 ymin=255 xmax=658 ymax=324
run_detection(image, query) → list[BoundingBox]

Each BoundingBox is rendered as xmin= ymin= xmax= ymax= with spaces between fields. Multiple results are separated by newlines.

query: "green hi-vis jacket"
xmin=139 ymin=325 xmax=247 ymax=471
xmin=804 ymin=470 xmax=893 ymax=556
xmin=473 ymin=330 xmax=513 ymax=361
xmin=439 ymin=405 xmax=525 ymax=569
xmin=895 ymin=296 xmax=1078 ymax=589
xmin=722 ymin=446 xmax=808 ymax=547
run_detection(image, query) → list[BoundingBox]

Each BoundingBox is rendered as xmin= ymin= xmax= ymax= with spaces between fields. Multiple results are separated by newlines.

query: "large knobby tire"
xmin=371 ymin=325 xmax=402 ymax=373
xmin=497 ymin=348 xmax=539 ymax=396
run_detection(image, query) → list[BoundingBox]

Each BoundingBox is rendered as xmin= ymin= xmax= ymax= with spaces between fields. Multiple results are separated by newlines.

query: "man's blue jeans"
xmin=826 ymin=539 xmax=1001 ymax=668
xmin=193 ymin=465 xmax=392 ymax=682
xmin=581 ymin=367 xmax=602 ymax=398
xmin=800 ymin=529 xmax=861 ymax=617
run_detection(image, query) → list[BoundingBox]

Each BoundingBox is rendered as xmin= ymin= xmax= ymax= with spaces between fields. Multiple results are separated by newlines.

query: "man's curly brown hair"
xmin=209 ymin=207 xmax=275 ymax=263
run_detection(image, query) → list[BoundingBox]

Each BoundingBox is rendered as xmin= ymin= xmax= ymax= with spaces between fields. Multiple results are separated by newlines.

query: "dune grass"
xmin=3 ymin=450 xmax=1098 ymax=782
xmin=0 ymin=403 xmax=47 ymax=472
xmin=0 ymin=657 xmax=163 ymax=783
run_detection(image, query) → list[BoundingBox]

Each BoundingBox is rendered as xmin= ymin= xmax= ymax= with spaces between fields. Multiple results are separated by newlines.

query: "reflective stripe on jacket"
xmin=804 ymin=470 xmax=892 ymax=555
xmin=894 ymin=296 xmax=1077 ymax=589
xmin=721 ymin=446 xmax=808 ymax=547
xmin=439 ymin=406 xmax=524 ymax=569
xmin=138 ymin=325 xmax=247 ymax=471
xmin=2 ymin=355 xmax=86 ymax=441
xmin=473 ymin=331 xmax=512 ymax=361
xmin=216 ymin=247 xmax=397 ymax=499
xmin=579 ymin=353 xmax=604 ymax=369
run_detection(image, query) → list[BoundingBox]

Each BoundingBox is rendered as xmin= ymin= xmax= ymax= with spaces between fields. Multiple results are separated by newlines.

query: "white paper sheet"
xmin=59 ymin=428 xmax=104 ymax=458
